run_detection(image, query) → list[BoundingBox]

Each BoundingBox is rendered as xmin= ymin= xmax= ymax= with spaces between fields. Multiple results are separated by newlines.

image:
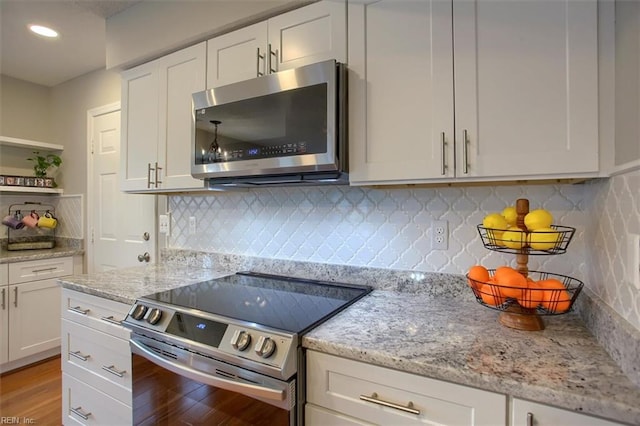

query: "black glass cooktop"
xmin=142 ymin=272 xmax=371 ymax=334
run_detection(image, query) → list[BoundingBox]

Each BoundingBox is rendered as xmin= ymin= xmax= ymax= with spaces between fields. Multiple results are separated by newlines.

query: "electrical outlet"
xmin=159 ymin=214 xmax=170 ymax=235
xmin=432 ymin=220 xmax=448 ymax=250
xmin=628 ymin=233 xmax=640 ymax=290
xmin=189 ymin=216 xmax=197 ymax=235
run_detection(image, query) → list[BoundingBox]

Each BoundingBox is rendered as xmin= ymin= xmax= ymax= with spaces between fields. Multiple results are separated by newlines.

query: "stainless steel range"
xmin=122 ymin=271 xmax=371 ymax=425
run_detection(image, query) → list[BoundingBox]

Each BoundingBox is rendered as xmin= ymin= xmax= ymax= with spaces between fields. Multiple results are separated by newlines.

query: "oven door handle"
xmin=130 ymin=338 xmax=286 ymax=403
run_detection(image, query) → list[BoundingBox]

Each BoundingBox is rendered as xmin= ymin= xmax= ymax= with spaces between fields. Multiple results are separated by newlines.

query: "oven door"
xmin=130 ymin=335 xmax=296 ymax=425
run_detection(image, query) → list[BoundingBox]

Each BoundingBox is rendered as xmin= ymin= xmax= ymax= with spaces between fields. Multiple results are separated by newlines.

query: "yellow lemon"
xmin=501 ymin=227 xmax=527 ymax=249
xmin=529 ymin=227 xmax=561 ymax=250
xmin=482 ymin=213 xmax=508 ymax=230
xmin=501 ymin=206 xmax=517 ymax=226
xmin=524 ymin=209 xmax=553 ymax=230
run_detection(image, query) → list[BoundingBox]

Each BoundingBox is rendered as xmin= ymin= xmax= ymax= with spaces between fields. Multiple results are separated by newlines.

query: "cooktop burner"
xmin=141 ymin=272 xmax=371 ymax=335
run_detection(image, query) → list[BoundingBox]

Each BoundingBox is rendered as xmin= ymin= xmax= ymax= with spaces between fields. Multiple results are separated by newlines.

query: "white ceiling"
xmin=0 ymin=0 xmax=140 ymax=87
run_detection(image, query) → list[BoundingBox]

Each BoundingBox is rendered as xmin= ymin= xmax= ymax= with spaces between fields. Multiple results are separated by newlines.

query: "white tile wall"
xmin=0 ymin=194 xmax=83 ymax=239
xmin=169 ymin=172 xmax=640 ymax=332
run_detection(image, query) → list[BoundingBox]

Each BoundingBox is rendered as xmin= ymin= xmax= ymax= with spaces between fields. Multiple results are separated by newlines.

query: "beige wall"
xmin=49 ymin=68 xmax=121 ymax=195
xmin=0 ymin=75 xmax=52 ymax=142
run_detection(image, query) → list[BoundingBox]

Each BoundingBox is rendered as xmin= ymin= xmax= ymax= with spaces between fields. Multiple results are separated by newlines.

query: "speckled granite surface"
xmin=58 ymin=264 xmax=234 ymax=304
xmin=59 ymin=249 xmax=640 ymax=425
xmin=0 ymin=241 xmax=83 ymax=264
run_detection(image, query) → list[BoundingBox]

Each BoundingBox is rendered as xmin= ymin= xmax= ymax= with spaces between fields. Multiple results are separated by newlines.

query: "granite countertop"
xmin=59 ymin=263 xmax=640 ymax=425
xmin=303 ymin=290 xmax=640 ymax=425
xmin=0 ymin=246 xmax=83 ymax=264
xmin=58 ymin=264 xmax=235 ymax=304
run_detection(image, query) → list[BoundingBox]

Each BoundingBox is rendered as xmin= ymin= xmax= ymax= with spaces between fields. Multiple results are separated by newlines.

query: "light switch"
xmin=159 ymin=214 xmax=170 ymax=235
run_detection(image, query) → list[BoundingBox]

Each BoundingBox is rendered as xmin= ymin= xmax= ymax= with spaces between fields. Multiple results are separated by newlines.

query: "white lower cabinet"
xmin=511 ymin=398 xmax=624 ymax=426
xmin=61 ymin=289 xmax=132 ymax=425
xmin=1 ymin=257 xmax=74 ymax=372
xmin=306 ymin=350 xmax=507 ymax=426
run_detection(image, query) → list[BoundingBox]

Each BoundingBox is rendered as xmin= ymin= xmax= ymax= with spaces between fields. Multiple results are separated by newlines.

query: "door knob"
xmin=142 ymin=232 xmax=150 ymax=241
xmin=137 ymin=252 xmax=150 ymax=262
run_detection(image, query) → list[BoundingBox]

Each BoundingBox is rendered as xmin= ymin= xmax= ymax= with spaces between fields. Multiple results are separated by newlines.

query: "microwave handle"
xmin=130 ymin=338 xmax=285 ymax=403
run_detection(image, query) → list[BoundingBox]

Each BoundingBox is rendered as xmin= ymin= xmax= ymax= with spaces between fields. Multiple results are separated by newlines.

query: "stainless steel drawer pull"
xmin=102 ymin=365 xmax=126 ymax=378
xmin=70 ymin=406 xmax=92 ymax=420
xmin=359 ymin=392 xmax=420 ymax=415
xmin=13 ymin=287 xmax=17 ymax=308
xmin=69 ymin=351 xmax=90 ymax=362
xmin=257 ymin=47 xmax=265 ymax=77
xmin=147 ymin=163 xmax=154 ymax=188
xmin=154 ymin=162 xmax=162 ymax=185
xmin=32 ymin=267 xmax=58 ymax=273
xmin=1 ymin=288 xmax=5 ymax=310
xmin=441 ymin=132 xmax=447 ymax=175
xmin=68 ymin=306 xmax=90 ymax=315
xmin=100 ymin=315 xmax=122 ymax=326
xmin=527 ymin=412 xmax=534 ymax=426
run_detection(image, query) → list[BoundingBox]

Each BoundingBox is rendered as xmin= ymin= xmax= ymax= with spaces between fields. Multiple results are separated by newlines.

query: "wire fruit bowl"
xmin=477 ymin=225 xmax=575 ymax=255
xmin=467 ymin=270 xmax=584 ymax=316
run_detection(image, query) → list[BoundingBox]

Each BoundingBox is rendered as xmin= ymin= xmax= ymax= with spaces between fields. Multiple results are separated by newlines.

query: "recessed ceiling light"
xmin=29 ymin=25 xmax=59 ymax=38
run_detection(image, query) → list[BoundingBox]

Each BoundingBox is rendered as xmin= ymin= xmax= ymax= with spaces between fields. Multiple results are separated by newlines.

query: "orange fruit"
xmin=479 ymin=282 xmax=505 ymax=306
xmin=538 ymin=279 xmax=571 ymax=313
xmin=518 ymin=280 xmax=543 ymax=309
xmin=493 ymin=266 xmax=518 ymax=282
xmin=494 ymin=270 xmax=528 ymax=299
xmin=467 ymin=265 xmax=490 ymax=291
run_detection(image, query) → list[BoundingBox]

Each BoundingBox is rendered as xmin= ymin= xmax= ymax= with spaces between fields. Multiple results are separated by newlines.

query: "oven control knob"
xmin=146 ymin=308 xmax=163 ymax=325
xmin=231 ymin=330 xmax=252 ymax=351
xmin=255 ymin=336 xmax=276 ymax=358
xmin=131 ymin=304 xmax=147 ymax=320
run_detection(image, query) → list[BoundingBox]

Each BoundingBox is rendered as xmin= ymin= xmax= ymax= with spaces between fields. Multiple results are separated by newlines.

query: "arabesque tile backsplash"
xmin=169 ymin=169 xmax=640 ymax=332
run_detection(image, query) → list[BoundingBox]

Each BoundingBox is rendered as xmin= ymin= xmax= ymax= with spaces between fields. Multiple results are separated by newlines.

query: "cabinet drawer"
xmin=307 ymin=351 xmax=506 ymax=426
xmin=62 ymin=289 xmax=131 ymax=340
xmin=511 ymin=398 xmax=624 ymax=426
xmin=0 ymin=264 xmax=8 ymax=285
xmin=306 ymin=403 xmax=373 ymax=425
xmin=62 ymin=319 xmax=132 ymax=405
xmin=62 ymin=372 xmax=132 ymax=426
xmin=9 ymin=257 xmax=73 ymax=284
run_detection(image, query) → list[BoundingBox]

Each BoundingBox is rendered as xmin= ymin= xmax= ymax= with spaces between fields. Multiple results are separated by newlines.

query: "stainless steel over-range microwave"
xmin=191 ymin=60 xmax=347 ymax=187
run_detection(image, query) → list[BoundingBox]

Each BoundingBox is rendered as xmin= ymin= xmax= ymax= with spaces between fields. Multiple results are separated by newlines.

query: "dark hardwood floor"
xmin=0 ymin=355 xmax=289 ymax=425
xmin=0 ymin=356 xmax=62 ymax=425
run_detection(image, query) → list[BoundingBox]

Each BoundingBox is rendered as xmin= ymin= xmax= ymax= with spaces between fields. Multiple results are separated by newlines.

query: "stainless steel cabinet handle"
xmin=70 ymin=406 xmax=91 ymax=420
xmin=527 ymin=412 xmax=534 ymax=426
xmin=147 ymin=163 xmax=154 ymax=188
xmin=69 ymin=351 xmax=90 ymax=362
xmin=68 ymin=306 xmax=90 ymax=315
xmin=154 ymin=162 xmax=162 ymax=186
xmin=268 ymin=44 xmax=278 ymax=73
xmin=441 ymin=132 xmax=447 ymax=175
xmin=1 ymin=288 xmax=5 ymax=310
xmin=257 ymin=47 xmax=265 ymax=77
xmin=102 ymin=365 xmax=126 ymax=378
xmin=138 ymin=252 xmax=151 ymax=263
xmin=32 ymin=267 xmax=57 ymax=273
xmin=13 ymin=287 xmax=17 ymax=308
xmin=359 ymin=392 xmax=420 ymax=415
xmin=462 ymin=129 xmax=470 ymax=174
xmin=100 ymin=315 xmax=122 ymax=326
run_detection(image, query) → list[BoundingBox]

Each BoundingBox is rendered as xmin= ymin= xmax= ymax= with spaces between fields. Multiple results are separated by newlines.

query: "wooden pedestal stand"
xmin=498 ymin=198 xmax=545 ymax=331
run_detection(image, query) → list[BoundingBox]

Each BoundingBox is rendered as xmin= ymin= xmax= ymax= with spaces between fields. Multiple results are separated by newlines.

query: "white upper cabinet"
xmin=349 ymin=0 xmax=599 ymax=185
xmin=453 ymin=0 xmax=598 ymax=179
xmin=121 ymin=42 xmax=206 ymax=192
xmin=206 ymin=1 xmax=346 ymax=88
xmin=348 ymin=0 xmax=455 ymax=184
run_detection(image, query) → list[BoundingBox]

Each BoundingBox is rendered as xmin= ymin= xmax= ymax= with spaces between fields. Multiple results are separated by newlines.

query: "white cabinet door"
xmin=348 ymin=0 xmax=455 ymax=185
xmin=158 ymin=42 xmax=206 ymax=190
xmin=512 ymin=398 xmax=624 ymax=426
xmin=120 ymin=62 xmax=158 ymax=192
xmin=207 ymin=22 xmax=268 ymax=88
xmin=268 ymin=0 xmax=347 ymax=72
xmin=453 ymin=0 xmax=598 ymax=178
xmin=8 ymin=278 xmax=61 ymax=361
xmin=120 ymin=42 xmax=206 ymax=192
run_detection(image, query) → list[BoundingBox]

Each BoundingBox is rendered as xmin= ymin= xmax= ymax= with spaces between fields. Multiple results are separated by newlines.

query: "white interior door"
xmin=88 ymin=104 xmax=156 ymax=273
